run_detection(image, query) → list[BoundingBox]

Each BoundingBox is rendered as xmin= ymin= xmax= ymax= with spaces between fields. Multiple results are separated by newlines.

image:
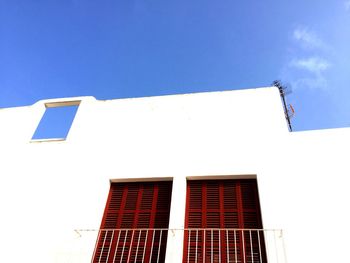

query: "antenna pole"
xmin=273 ymin=80 xmax=293 ymax=132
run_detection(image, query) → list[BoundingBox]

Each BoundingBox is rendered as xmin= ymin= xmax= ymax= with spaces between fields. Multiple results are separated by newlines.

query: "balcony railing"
xmin=183 ymin=228 xmax=286 ymax=263
xmin=72 ymin=228 xmax=286 ymax=263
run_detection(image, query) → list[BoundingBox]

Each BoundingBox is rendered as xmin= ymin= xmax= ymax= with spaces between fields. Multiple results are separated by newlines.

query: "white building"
xmin=0 ymin=86 xmax=349 ymax=263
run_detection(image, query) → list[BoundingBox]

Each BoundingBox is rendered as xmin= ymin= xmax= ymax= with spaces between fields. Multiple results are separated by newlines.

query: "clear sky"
xmin=1 ymin=0 xmax=349 ymax=131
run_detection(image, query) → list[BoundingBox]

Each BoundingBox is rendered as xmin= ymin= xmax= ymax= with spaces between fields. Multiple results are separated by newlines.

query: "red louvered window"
xmin=183 ymin=179 xmax=266 ymax=263
xmin=93 ymin=181 xmax=172 ymax=263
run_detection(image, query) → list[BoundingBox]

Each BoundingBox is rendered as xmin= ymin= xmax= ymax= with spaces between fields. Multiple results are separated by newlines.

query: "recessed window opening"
xmin=93 ymin=181 xmax=173 ymax=263
xmin=183 ymin=179 xmax=267 ymax=263
xmin=31 ymin=101 xmax=80 ymax=141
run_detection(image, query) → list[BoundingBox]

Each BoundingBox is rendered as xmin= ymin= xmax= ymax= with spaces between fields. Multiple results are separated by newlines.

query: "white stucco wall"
xmin=0 ymin=86 xmax=349 ymax=262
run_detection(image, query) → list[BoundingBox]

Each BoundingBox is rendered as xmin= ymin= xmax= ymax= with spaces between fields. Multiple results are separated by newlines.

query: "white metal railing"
xmin=72 ymin=228 xmax=286 ymax=263
xmin=183 ymin=228 xmax=286 ymax=263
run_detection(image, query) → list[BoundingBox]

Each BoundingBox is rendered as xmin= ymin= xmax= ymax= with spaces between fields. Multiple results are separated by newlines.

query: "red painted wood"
xmin=93 ymin=181 xmax=172 ymax=263
xmin=184 ymin=179 xmax=265 ymax=263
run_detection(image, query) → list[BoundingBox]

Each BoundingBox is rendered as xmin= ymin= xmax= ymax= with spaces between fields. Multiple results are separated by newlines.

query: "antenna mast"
xmin=272 ymin=80 xmax=294 ymax=132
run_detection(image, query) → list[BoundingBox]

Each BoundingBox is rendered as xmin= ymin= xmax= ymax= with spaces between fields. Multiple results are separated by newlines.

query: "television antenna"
xmin=272 ymin=80 xmax=294 ymax=131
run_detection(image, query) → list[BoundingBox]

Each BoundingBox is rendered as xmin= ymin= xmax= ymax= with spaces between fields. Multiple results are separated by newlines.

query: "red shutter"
xmin=184 ymin=179 xmax=266 ymax=263
xmin=93 ymin=181 xmax=172 ymax=263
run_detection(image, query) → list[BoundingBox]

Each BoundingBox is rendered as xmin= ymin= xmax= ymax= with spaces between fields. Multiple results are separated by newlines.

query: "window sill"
xmin=30 ymin=138 xmax=66 ymax=143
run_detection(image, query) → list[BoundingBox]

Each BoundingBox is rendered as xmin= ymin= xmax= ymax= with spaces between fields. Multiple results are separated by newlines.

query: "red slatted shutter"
xmin=93 ymin=181 xmax=172 ymax=263
xmin=184 ymin=179 xmax=266 ymax=263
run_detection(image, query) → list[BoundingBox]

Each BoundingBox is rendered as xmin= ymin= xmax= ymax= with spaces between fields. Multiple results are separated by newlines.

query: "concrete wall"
xmin=0 ymin=87 xmax=349 ymax=262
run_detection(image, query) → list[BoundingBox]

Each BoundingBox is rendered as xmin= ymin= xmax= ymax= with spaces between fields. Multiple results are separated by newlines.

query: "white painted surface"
xmin=0 ymin=87 xmax=349 ymax=262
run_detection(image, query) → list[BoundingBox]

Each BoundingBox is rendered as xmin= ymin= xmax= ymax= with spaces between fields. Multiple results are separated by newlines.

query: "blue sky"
xmin=1 ymin=0 xmax=350 ymax=131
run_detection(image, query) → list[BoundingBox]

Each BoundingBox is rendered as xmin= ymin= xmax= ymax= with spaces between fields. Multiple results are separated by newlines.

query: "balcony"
xmin=71 ymin=229 xmax=286 ymax=263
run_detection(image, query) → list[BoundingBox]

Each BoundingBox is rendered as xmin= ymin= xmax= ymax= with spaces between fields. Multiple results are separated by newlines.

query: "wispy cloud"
xmin=286 ymin=57 xmax=331 ymax=90
xmin=291 ymin=76 xmax=329 ymax=90
xmin=290 ymin=57 xmax=331 ymax=74
xmin=345 ymin=1 xmax=350 ymax=11
xmin=281 ymin=26 xmax=333 ymax=90
xmin=293 ymin=27 xmax=326 ymax=50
